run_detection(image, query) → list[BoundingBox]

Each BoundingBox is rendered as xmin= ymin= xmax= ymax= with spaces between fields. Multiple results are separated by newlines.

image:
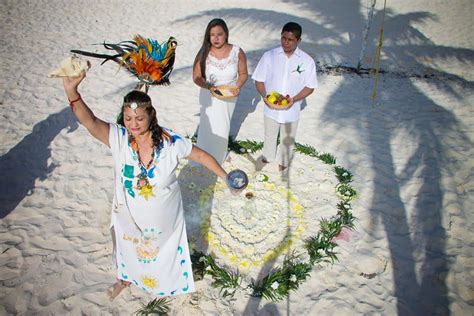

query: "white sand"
xmin=1 ymin=0 xmax=473 ymax=315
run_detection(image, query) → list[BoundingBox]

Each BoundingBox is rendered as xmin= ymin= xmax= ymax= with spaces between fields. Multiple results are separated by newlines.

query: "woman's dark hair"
xmin=282 ymin=22 xmax=302 ymax=39
xmin=194 ymin=18 xmax=229 ymax=79
xmin=117 ymin=90 xmax=170 ymax=148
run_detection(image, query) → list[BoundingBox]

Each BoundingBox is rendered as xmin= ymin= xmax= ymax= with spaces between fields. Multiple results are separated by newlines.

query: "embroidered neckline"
xmin=206 ymin=46 xmax=238 ymax=71
xmin=208 ymin=45 xmax=234 ymax=61
xmin=129 ymin=137 xmax=157 ymax=200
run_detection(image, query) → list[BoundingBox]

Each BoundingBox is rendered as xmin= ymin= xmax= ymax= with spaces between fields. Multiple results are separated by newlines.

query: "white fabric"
xmin=108 ymin=123 xmax=195 ymax=297
xmin=196 ymin=45 xmax=240 ymax=164
xmin=252 ymin=46 xmax=318 ymax=123
xmin=263 ymin=115 xmax=299 ymax=166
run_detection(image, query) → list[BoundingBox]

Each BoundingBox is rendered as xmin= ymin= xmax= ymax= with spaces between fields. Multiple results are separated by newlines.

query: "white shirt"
xmin=252 ymin=46 xmax=318 ymax=123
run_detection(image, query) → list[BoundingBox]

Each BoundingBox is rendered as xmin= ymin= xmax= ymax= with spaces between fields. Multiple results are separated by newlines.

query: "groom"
xmin=252 ymin=22 xmax=318 ymax=171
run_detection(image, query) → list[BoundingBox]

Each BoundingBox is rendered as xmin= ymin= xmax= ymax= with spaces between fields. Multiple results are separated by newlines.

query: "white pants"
xmin=263 ymin=116 xmax=299 ymax=167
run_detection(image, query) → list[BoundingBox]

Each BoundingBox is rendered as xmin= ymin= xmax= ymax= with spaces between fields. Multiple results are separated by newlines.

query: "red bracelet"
xmin=68 ymin=94 xmax=81 ymax=111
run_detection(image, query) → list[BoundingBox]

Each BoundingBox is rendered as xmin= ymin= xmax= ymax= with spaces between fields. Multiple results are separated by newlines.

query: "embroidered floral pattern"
xmin=206 ymin=47 xmax=238 ymax=71
xmin=123 ymin=228 xmax=161 ymax=263
xmin=122 ymin=164 xmax=136 ymax=198
xmin=141 ymin=276 xmax=158 ymax=289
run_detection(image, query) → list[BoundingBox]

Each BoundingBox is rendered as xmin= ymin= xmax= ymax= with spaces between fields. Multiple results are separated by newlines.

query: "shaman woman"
xmin=63 ymin=72 xmax=229 ymax=300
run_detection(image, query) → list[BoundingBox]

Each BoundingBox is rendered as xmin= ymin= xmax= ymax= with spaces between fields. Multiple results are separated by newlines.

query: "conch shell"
xmin=48 ymin=55 xmax=90 ymax=78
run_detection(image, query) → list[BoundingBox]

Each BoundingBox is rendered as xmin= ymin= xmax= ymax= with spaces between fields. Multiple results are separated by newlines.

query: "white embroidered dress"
xmin=109 ymin=123 xmax=195 ymax=297
xmin=197 ymin=45 xmax=240 ymax=164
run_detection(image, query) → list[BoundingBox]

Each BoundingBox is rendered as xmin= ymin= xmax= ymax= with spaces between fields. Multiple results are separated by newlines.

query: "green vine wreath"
xmin=137 ymin=138 xmax=356 ymax=313
xmin=189 ymin=138 xmax=356 ymax=301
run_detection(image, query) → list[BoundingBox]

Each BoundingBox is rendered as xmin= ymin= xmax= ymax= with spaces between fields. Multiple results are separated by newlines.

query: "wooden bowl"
xmin=211 ymin=85 xmax=239 ymax=100
xmin=264 ymin=94 xmax=293 ymax=110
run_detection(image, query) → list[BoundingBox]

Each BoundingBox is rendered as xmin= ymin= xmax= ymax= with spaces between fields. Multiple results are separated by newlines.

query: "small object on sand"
xmin=227 ymin=169 xmax=248 ymax=191
xmin=245 ymin=192 xmax=254 ymax=199
xmin=48 ymin=55 xmax=90 ymax=78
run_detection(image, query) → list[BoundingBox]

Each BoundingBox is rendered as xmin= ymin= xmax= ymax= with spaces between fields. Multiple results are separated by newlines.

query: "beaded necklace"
xmin=130 ymin=137 xmax=156 ymax=200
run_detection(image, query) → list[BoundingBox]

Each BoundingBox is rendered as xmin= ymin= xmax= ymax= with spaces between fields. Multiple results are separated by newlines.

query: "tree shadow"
xmin=317 ymin=6 xmax=473 ymax=315
xmin=173 ymin=3 xmax=474 ymax=315
xmin=0 ymin=107 xmax=79 ymax=218
xmin=323 ymin=78 xmax=472 ymax=314
xmin=242 ymin=127 xmax=296 ymax=316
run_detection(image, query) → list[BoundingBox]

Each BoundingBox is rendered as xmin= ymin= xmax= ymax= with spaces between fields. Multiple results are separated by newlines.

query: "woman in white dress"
xmin=62 ymin=72 xmax=229 ymax=300
xmin=193 ymin=18 xmax=248 ymax=164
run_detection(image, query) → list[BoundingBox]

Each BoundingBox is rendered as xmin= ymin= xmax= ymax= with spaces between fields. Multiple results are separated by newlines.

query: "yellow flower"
xmin=219 ymin=246 xmax=228 ymax=255
xmin=141 ymin=276 xmax=158 ymax=289
xmin=138 ymin=185 xmax=155 ymax=200
xmin=293 ymin=203 xmax=303 ymax=212
xmin=240 ymin=260 xmax=249 ymax=269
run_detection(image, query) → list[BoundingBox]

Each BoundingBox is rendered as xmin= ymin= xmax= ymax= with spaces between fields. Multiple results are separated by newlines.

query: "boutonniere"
xmin=292 ymin=64 xmax=305 ymax=74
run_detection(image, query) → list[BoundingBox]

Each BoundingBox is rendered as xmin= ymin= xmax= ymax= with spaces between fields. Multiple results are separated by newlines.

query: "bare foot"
xmin=107 ymin=280 xmax=131 ymax=301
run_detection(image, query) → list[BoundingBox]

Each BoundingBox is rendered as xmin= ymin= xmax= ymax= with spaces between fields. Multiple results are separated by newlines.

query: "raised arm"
xmin=63 ymin=72 xmax=110 ymax=147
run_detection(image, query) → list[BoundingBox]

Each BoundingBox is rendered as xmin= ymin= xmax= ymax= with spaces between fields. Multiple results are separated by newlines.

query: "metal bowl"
xmin=226 ymin=169 xmax=249 ymax=190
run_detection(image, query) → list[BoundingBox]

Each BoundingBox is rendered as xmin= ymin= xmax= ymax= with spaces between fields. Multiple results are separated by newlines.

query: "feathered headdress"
xmin=71 ymin=35 xmax=177 ymax=86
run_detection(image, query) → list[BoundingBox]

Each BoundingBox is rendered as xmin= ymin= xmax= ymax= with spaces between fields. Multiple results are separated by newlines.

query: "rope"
xmin=371 ymin=0 xmax=387 ymax=105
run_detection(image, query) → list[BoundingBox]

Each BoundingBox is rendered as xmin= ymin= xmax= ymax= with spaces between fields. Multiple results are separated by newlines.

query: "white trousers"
xmin=263 ymin=116 xmax=299 ymax=167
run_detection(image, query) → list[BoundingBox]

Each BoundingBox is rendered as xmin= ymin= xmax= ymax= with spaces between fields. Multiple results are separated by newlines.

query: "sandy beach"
xmin=1 ymin=0 xmax=473 ymax=315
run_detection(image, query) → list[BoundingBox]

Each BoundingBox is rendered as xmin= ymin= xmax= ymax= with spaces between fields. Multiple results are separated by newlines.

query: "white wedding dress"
xmin=196 ymin=45 xmax=240 ymax=164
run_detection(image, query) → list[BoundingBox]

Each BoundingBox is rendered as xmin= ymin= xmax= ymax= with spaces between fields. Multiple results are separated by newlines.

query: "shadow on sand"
xmin=172 ymin=3 xmax=474 ymax=314
xmin=0 ymin=108 xmax=78 ymax=218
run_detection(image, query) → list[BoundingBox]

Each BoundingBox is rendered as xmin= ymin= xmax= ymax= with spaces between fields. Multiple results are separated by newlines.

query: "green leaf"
xmin=190 ymin=250 xmax=208 ymax=280
xmin=295 ymin=143 xmax=319 ymax=157
xmin=228 ymin=138 xmax=264 ymax=154
xmin=135 ymin=298 xmax=171 ymax=315
xmin=318 ymin=153 xmax=336 ymax=165
xmin=205 ymin=255 xmax=241 ymax=297
xmin=185 ymin=134 xmax=197 ymax=143
xmin=334 ymin=166 xmax=353 ymax=183
xmin=336 ymin=183 xmax=357 ymax=201
xmin=249 ymin=252 xmax=312 ymax=302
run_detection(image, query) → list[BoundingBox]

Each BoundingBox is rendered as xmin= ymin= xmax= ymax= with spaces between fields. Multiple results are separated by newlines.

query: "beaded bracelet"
xmin=68 ymin=94 xmax=81 ymax=111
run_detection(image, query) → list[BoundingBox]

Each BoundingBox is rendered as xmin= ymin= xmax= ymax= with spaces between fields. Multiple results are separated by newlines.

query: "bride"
xmin=192 ymin=18 xmax=248 ymax=164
